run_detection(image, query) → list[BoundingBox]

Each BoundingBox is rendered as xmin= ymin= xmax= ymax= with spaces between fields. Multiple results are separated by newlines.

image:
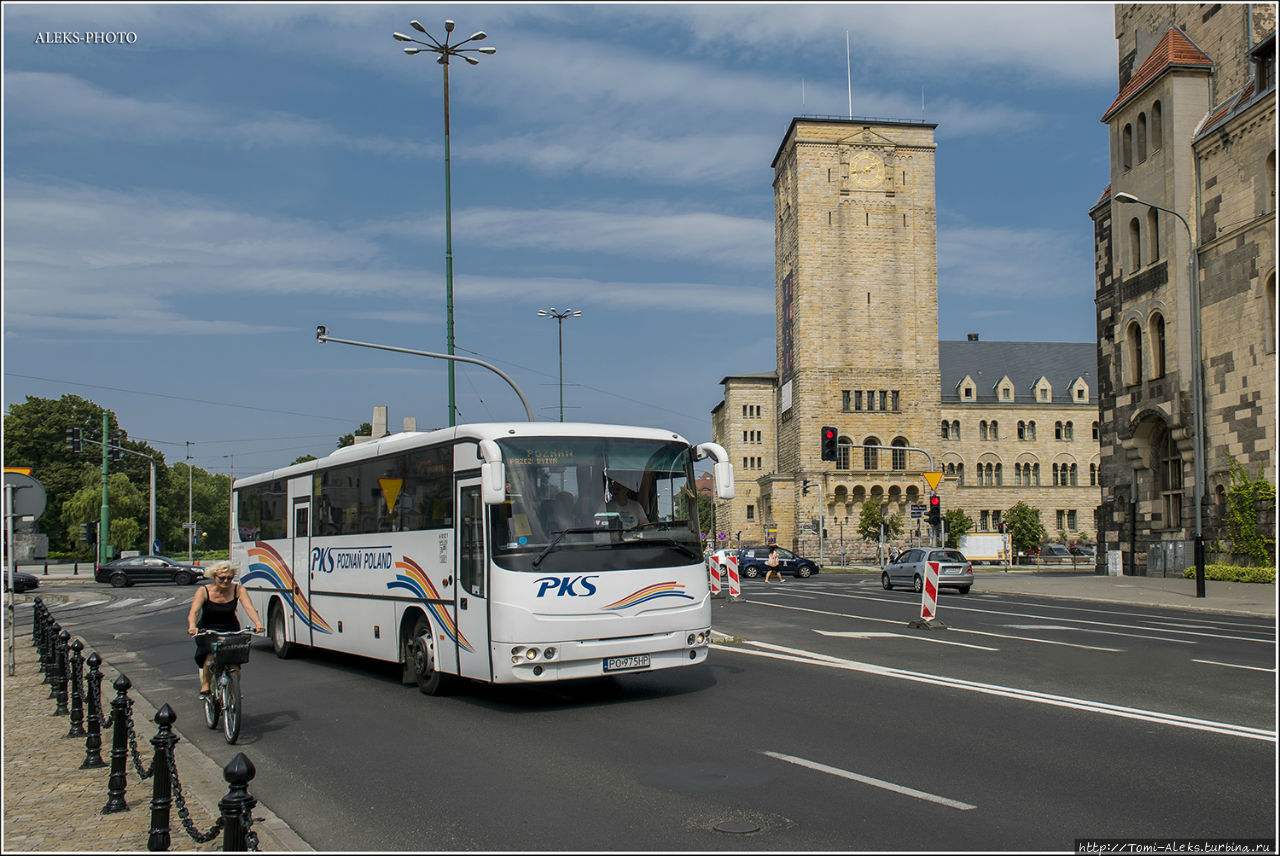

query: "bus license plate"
xmin=604 ymin=654 xmax=650 ymax=672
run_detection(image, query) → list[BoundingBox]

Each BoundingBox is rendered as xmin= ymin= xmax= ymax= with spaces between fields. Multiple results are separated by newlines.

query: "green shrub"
xmin=1182 ymin=564 xmax=1276 ymax=584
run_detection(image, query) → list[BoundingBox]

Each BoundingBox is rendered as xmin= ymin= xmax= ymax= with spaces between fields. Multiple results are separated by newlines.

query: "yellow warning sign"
xmin=378 ymin=478 xmax=403 ymax=514
xmin=923 ymin=472 xmax=944 ymax=491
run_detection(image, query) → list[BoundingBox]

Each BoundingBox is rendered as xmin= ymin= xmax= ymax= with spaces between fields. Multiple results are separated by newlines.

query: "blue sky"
xmin=3 ymin=3 xmax=1119 ymax=479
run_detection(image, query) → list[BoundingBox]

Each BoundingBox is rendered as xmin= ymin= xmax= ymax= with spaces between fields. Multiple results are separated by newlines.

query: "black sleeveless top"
xmin=197 ymin=585 xmax=241 ymax=632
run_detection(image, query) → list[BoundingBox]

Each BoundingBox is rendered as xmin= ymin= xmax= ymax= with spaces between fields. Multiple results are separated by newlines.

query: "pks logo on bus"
xmin=535 ymin=575 xmax=599 ymax=597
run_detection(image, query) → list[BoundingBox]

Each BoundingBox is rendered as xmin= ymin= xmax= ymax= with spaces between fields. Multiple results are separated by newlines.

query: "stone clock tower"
xmin=764 ymin=117 xmax=941 ymax=547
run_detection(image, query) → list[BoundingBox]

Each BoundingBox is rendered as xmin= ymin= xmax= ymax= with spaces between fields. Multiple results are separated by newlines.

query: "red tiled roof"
xmin=1101 ymin=27 xmax=1214 ymax=122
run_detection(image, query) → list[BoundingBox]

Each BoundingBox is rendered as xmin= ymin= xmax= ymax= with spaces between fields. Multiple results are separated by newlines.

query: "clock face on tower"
xmin=850 ymin=151 xmax=884 ymax=188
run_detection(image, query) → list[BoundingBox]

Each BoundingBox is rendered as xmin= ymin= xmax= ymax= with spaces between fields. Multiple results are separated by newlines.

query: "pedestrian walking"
xmin=764 ymin=544 xmax=782 ymax=583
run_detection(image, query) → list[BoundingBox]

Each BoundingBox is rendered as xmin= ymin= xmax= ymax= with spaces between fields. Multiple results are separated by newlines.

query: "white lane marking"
xmin=712 ymin=641 xmax=1276 ymax=743
xmin=821 ymin=590 xmax=1275 ymax=643
xmin=1001 ymin=624 xmax=1193 ymax=644
xmin=948 ymin=628 xmax=1121 ymax=652
xmin=761 ymin=750 xmax=976 ymax=811
xmin=105 ymin=598 xmax=145 ymax=610
xmin=61 ymin=598 xmax=112 ymax=610
xmin=815 ymin=630 xmax=997 ymax=651
xmin=1192 ymin=659 xmax=1276 ymax=673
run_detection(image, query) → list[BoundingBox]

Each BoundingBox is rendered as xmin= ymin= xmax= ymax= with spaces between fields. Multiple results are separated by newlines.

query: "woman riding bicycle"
xmin=187 ymin=561 xmax=264 ymax=698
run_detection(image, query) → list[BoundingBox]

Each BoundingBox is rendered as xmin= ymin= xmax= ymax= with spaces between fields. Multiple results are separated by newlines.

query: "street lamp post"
xmin=1113 ymin=191 xmax=1206 ymax=597
xmin=394 ymin=20 xmax=496 ymax=428
xmin=537 ymin=308 xmax=582 ymax=421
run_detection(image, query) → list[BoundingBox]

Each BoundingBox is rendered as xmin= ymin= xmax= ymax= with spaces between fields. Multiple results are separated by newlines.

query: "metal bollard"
xmin=68 ymin=639 xmax=87 ymax=737
xmin=82 ymin=653 xmax=106 ymax=769
xmin=147 ymin=705 xmax=179 ymax=852
xmin=218 ymin=753 xmax=258 ymax=852
xmin=53 ymin=629 xmax=70 ymax=712
xmin=102 ymin=674 xmax=132 ymax=814
xmin=39 ymin=609 xmax=54 ymax=681
xmin=30 ymin=597 xmax=43 ymax=648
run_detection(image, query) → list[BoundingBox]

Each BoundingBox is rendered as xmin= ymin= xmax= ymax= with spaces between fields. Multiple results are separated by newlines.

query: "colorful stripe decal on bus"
xmin=242 ymin=542 xmax=334 ymax=634
xmin=603 ymin=581 xmax=694 ymax=611
xmin=387 ymin=557 xmax=473 ymax=653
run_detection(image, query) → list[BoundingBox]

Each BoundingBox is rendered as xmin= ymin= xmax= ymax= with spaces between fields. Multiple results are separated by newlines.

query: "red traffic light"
xmin=929 ymin=494 xmax=940 ymax=507
xmin=824 ymin=428 xmax=835 ymax=439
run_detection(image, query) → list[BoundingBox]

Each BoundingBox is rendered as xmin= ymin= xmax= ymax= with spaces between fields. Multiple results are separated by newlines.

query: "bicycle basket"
xmin=211 ymin=633 xmax=252 ymax=668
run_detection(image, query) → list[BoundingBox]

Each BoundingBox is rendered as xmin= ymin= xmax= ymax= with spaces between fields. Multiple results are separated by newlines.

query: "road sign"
xmin=910 ymin=503 xmax=925 ymax=519
xmin=181 ymin=522 xmax=197 ymax=530
xmin=923 ymin=471 xmax=944 ymax=491
xmin=717 ymin=531 xmax=727 ymax=541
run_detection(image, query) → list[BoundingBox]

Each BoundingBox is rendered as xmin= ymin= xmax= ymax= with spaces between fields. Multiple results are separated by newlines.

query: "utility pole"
xmin=99 ymin=413 xmax=110 ymax=565
xmin=186 ymin=441 xmax=194 ymax=562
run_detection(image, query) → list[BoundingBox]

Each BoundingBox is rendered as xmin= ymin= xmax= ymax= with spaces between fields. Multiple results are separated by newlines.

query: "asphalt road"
xmin=28 ymin=576 xmax=1277 ymax=851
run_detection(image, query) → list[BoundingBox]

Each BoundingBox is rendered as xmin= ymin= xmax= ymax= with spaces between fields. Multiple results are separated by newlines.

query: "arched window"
xmin=891 ymin=437 xmax=908 ymax=471
xmin=990 ymin=420 xmax=999 ymax=440
xmin=957 ymin=462 xmax=965 ymax=486
xmin=941 ymin=420 xmax=950 ymax=440
xmin=1052 ymin=463 xmax=1060 ymax=486
xmin=1147 ymin=207 xmax=1160 ymax=262
xmin=1070 ymin=464 xmax=1078 ymax=486
xmin=1092 ymin=421 xmax=1099 ymax=440
xmin=1137 ymin=112 xmax=1148 ymax=162
xmin=1090 ymin=463 xmax=1098 ymax=486
xmin=1122 ymin=124 xmax=1133 ymax=170
xmin=863 ymin=437 xmax=880 ymax=471
xmin=1055 ymin=421 xmax=1064 ymax=440
xmin=1064 ymin=421 xmax=1074 ymax=440
xmin=951 ymin=420 xmax=960 ymax=440
xmin=836 ymin=434 xmax=852 ymax=471
xmin=980 ymin=421 xmax=988 ymax=440
xmin=1032 ymin=463 xmax=1040 ymax=485
xmin=1127 ymin=321 xmax=1144 ymax=385
xmin=1151 ymin=101 xmax=1163 ymax=150
xmin=1265 ymin=271 xmax=1276 ymax=354
xmin=1017 ymin=420 xmax=1026 ymax=440
xmin=1152 ymin=313 xmax=1166 ymax=378
xmin=1129 ymin=217 xmax=1142 ymax=270
xmin=1028 ymin=421 xmax=1037 ymax=441
xmin=995 ymin=463 xmax=1003 ymax=486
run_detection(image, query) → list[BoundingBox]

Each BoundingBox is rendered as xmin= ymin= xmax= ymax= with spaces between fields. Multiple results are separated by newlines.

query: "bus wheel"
xmin=407 ymin=616 xmax=452 ymax=696
xmin=269 ymin=602 xmax=297 ymax=659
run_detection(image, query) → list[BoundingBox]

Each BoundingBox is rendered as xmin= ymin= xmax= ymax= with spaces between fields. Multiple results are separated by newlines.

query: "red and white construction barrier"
xmin=919 ymin=561 xmax=941 ymax=622
xmin=708 ymin=556 xmax=721 ymax=596
xmin=725 ymin=554 xmax=741 ymax=599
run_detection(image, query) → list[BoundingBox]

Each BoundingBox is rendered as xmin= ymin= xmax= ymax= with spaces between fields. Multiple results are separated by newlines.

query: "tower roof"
xmin=1101 ymin=27 xmax=1214 ymax=123
xmin=939 ymin=340 xmax=1095 ymax=404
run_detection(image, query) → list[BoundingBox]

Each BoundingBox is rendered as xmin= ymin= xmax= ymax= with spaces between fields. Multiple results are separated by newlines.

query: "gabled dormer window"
xmin=958 ymin=376 xmax=977 ymax=401
xmin=1070 ymin=377 xmax=1090 ymax=402
xmin=995 ymin=375 xmax=1014 ymax=402
xmin=1034 ymin=377 xmax=1052 ymax=402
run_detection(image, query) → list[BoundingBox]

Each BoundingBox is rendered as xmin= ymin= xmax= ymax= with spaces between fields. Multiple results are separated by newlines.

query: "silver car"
xmin=882 ymin=548 xmax=974 ymax=595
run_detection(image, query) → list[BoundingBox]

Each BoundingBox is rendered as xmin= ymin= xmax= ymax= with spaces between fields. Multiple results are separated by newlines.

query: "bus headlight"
xmin=525 ymin=648 xmax=540 ymax=661
xmin=543 ymin=647 xmax=556 ymax=660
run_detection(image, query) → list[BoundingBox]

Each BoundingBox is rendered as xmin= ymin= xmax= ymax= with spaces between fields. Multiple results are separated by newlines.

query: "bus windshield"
xmin=490 ymin=436 xmax=702 ymax=573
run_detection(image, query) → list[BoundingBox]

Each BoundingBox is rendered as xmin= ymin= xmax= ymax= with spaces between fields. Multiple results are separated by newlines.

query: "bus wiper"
xmin=531 ymin=528 xmax=599 ymax=567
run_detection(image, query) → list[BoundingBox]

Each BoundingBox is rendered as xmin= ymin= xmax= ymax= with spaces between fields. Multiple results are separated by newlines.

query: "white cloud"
xmin=938 ymin=224 xmax=1093 ymax=300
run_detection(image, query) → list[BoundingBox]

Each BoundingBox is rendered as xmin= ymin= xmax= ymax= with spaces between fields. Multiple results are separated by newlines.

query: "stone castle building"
xmin=1091 ymin=3 xmax=1276 ymax=575
xmin=712 ymin=118 xmax=1101 ymax=557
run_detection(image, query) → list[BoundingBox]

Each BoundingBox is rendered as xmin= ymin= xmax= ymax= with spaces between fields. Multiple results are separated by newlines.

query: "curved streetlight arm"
xmin=316 ymin=326 xmax=535 ymax=422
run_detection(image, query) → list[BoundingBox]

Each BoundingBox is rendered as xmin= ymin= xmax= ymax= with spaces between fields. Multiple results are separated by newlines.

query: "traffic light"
xmin=79 ymin=523 xmax=90 ymax=542
xmin=85 ymin=521 xmax=97 ymax=544
xmin=66 ymin=427 xmax=82 ymax=453
xmin=820 ymin=426 xmax=838 ymax=462
xmin=801 ymin=479 xmax=811 ymax=496
xmin=928 ymin=494 xmax=941 ymax=528
xmin=110 ymin=446 xmax=123 ymax=462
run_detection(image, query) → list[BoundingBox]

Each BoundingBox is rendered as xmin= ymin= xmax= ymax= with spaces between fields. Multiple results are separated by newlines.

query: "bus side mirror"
xmin=714 ymin=460 xmax=735 ymax=500
xmin=481 ymin=461 xmax=506 ymax=505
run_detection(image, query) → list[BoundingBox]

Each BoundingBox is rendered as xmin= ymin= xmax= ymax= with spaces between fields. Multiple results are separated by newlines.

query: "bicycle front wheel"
xmin=203 ymin=684 xmax=220 ymax=730
xmin=220 ymin=670 xmax=241 ymax=744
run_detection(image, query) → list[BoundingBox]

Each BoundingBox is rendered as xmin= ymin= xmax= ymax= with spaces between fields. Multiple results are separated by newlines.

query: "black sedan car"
xmin=737 ymin=546 xmax=821 ymax=578
xmin=4 ymin=571 xmax=39 ymax=593
xmin=95 ymin=555 xmax=206 ymax=587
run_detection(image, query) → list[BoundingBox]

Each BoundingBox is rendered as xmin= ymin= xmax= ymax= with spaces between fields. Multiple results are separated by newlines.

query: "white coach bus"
xmin=230 ymin=422 xmax=733 ymax=694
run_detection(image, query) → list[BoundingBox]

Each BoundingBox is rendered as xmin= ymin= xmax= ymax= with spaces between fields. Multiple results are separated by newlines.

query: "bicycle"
xmin=196 ymin=629 xmax=257 ymax=743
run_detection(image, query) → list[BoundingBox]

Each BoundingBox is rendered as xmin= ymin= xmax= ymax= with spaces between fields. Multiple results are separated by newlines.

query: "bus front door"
xmin=454 ymin=479 xmax=492 ymax=682
xmin=292 ymin=501 xmax=310 ymax=646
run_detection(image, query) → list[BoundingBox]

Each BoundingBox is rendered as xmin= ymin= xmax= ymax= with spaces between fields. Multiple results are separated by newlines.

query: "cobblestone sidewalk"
xmin=3 ymin=623 xmax=308 ymax=852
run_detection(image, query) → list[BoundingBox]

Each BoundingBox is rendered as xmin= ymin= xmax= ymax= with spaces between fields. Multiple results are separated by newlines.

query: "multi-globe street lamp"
xmin=394 ymin=19 xmax=495 ymax=427
xmin=1113 ymin=191 xmax=1206 ymax=597
xmin=537 ymin=308 xmax=582 ymax=422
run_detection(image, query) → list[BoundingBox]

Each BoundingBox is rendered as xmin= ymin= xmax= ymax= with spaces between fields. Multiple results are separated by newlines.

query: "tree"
xmin=60 ymin=471 xmax=147 ymax=555
xmin=3 ymin=394 xmax=168 ymax=553
xmin=1220 ymin=459 xmax=1276 ymax=566
xmin=293 ymin=454 xmax=318 ymax=465
xmin=159 ymin=462 xmax=231 ymax=555
xmin=337 ymin=423 xmax=373 ymax=449
xmin=1004 ymin=502 xmax=1046 ymax=555
xmin=857 ymin=500 xmax=902 ymax=542
xmin=942 ymin=508 xmax=973 ymax=549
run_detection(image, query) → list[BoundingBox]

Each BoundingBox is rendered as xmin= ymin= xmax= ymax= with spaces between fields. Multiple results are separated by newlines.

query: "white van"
xmin=957 ymin=533 xmax=1011 ymax=565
